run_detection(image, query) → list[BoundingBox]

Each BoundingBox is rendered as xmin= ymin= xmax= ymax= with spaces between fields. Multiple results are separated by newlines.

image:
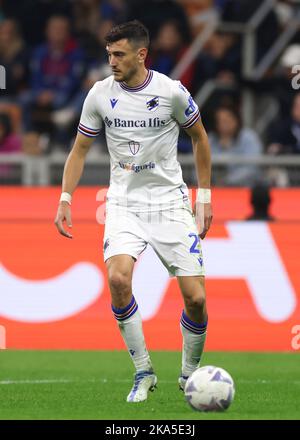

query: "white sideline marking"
xmin=0 ymin=379 xmax=73 ymax=385
xmin=0 ymin=378 xmax=299 ymax=385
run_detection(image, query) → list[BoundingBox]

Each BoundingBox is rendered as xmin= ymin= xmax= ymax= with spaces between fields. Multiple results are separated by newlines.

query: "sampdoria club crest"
xmin=128 ymin=140 xmax=140 ymax=155
xmin=146 ymin=96 xmax=159 ymax=111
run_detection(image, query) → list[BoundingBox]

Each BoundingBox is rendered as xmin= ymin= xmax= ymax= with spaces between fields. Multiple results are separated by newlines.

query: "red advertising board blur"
xmin=0 ymin=187 xmax=299 ymax=351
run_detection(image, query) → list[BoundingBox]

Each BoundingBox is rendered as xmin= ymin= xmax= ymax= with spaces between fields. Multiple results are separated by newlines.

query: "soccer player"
xmin=55 ymin=20 xmax=212 ymax=403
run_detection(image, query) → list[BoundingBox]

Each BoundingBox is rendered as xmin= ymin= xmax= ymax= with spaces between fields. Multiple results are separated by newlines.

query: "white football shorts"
xmin=103 ymin=205 xmax=205 ymax=277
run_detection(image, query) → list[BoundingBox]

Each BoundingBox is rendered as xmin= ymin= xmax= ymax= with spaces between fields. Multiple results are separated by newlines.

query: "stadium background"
xmin=0 ymin=2 xmax=300 ymax=358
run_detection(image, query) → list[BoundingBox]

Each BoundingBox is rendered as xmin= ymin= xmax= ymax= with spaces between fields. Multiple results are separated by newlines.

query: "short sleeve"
xmin=78 ymin=84 xmax=102 ymax=138
xmin=172 ymin=81 xmax=201 ymax=129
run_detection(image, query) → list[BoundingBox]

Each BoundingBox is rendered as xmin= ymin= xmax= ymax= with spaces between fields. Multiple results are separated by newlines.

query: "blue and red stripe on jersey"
xmin=180 ymin=310 xmax=207 ymax=335
xmin=78 ymin=122 xmax=100 ymax=137
xmin=180 ymin=109 xmax=201 ymax=129
xmin=112 ymin=296 xmax=138 ymax=321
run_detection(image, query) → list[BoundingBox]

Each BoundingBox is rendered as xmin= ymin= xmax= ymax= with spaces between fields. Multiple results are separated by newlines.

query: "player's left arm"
xmin=185 ymin=120 xmax=213 ymax=239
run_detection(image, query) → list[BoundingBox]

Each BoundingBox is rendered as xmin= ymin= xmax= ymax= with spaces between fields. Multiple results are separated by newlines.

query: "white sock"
xmin=112 ymin=296 xmax=153 ymax=373
xmin=180 ymin=310 xmax=207 ymax=377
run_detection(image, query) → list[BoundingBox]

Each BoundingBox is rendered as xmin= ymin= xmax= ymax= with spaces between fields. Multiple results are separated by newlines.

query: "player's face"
xmin=106 ymin=39 xmax=145 ymax=83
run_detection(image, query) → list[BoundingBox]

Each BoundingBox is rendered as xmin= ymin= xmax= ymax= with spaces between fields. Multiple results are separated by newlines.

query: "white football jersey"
xmin=78 ymin=70 xmax=200 ymax=211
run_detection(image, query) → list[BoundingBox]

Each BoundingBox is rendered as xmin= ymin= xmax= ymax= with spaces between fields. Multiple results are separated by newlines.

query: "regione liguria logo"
xmin=129 ymin=140 xmax=140 ymax=155
xmin=146 ymin=96 xmax=159 ymax=112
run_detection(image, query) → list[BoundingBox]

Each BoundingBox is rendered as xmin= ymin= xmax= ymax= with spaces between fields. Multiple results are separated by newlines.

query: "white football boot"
xmin=127 ymin=370 xmax=157 ymax=403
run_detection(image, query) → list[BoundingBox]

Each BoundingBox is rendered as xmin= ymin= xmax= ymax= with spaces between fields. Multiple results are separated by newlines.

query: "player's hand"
xmin=54 ymin=202 xmax=73 ymax=239
xmin=194 ymin=202 xmax=213 ymax=240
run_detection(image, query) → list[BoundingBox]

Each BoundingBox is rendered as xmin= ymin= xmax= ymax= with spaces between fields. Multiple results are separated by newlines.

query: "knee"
xmin=108 ymin=271 xmax=131 ymax=294
xmin=185 ymin=292 xmax=206 ymax=311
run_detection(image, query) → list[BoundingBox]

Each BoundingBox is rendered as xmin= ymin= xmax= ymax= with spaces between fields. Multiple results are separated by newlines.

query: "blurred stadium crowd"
xmin=0 ymin=0 xmax=300 ymax=186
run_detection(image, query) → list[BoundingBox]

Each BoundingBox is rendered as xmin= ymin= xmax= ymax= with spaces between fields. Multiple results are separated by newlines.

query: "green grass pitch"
xmin=0 ymin=351 xmax=299 ymax=420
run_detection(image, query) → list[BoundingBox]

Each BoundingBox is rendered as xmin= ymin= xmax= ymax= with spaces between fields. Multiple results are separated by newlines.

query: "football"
xmin=184 ymin=366 xmax=235 ymax=412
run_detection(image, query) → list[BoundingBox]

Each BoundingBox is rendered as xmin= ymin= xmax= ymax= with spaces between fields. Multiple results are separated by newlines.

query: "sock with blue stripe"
xmin=112 ymin=295 xmax=153 ymax=373
xmin=180 ymin=310 xmax=207 ymax=377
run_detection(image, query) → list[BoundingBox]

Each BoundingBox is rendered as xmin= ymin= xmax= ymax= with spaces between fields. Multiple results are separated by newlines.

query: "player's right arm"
xmin=54 ymin=133 xmax=94 ymax=238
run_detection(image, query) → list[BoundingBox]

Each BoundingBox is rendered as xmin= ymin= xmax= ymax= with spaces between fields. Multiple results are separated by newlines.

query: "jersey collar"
xmin=120 ymin=70 xmax=153 ymax=92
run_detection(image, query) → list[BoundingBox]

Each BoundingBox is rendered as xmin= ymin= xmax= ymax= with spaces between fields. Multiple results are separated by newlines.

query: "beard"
xmin=114 ymin=65 xmax=138 ymax=83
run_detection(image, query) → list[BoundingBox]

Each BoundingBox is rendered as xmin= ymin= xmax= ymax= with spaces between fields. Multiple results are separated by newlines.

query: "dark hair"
xmin=246 ymin=180 xmax=274 ymax=221
xmin=215 ymin=105 xmax=242 ymax=138
xmin=105 ymin=20 xmax=150 ymax=49
xmin=251 ymin=181 xmax=271 ymax=210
